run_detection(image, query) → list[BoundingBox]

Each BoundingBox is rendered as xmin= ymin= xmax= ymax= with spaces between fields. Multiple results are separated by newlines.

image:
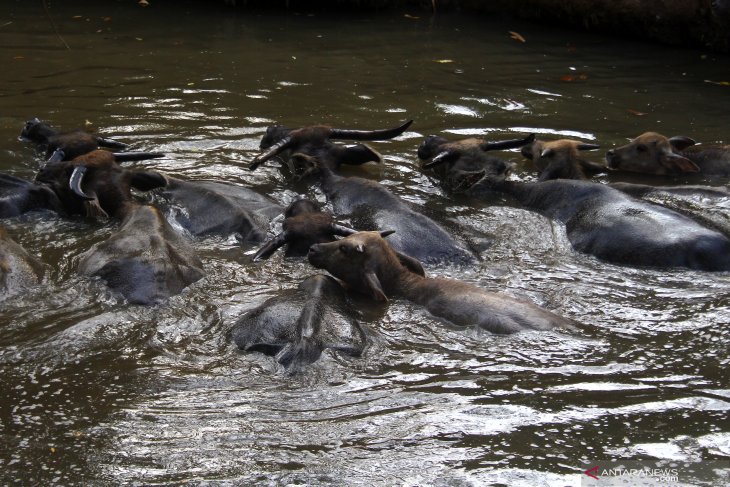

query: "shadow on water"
xmin=1 ymin=1 xmax=729 ymax=485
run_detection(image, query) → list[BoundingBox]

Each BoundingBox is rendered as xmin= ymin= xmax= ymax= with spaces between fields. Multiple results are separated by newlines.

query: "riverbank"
xmin=205 ymin=0 xmax=730 ymax=52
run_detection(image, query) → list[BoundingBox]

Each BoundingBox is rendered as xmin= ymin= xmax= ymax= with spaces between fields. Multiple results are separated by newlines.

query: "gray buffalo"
xmin=251 ymin=120 xmax=475 ymax=264
xmin=0 ymin=226 xmax=44 ymax=298
xmin=231 ymin=274 xmax=367 ymax=368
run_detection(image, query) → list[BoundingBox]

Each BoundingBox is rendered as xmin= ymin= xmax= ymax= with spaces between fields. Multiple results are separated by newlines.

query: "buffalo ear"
xmin=337 ymin=144 xmax=382 ymax=166
xmin=130 ymin=171 xmax=167 ymax=191
xmin=520 ymin=145 xmax=534 ymax=159
xmin=659 ymin=152 xmax=700 ymax=173
xmin=395 ymin=251 xmax=425 ymax=277
xmin=363 ymin=271 xmax=388 ymax=302
xmin=668 ymin=136 xmax=696 ymax=151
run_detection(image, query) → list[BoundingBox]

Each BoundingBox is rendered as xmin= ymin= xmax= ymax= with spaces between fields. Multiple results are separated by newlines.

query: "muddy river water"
xmin=1 ymin=2 xmax=729 ymax=485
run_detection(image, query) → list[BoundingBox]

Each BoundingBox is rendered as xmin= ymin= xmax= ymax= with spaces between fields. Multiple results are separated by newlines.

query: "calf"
xmin=250 ymin=121 xmax=475 ymax=264
xmin=520 ymin=139 xmax=604 ymax=181
xmin=231 ymin=274 xmax=367 ymax=369
xmin=253 ymin=198 xmax=357 ymax=261
xmin=308 ymin=231 xmax=572 ymax=334
xmin=605 ymin=132 xmax=730 ymax=176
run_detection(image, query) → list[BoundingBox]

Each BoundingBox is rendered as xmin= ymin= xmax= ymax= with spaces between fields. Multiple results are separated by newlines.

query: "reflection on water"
xmin=1 ymin=2 xmax=729 ymax=485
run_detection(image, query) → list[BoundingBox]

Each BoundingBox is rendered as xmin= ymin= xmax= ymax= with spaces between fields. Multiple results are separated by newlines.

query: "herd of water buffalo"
xmin=2 ymin=117 xmax=729 ymax=368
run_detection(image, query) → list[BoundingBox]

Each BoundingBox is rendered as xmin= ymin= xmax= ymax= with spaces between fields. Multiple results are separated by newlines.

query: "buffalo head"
xmin=249 ymin=119 xmax=413 ymax=174
xmin=520 ymin=139 xmax=603 ymax=181
xmin=605 ymin=132 xmax=699 ymax=175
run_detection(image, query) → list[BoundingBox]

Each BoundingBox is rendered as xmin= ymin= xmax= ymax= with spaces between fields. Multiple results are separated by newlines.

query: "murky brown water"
xmin=1 ymin=2 xmax=729 ymax=485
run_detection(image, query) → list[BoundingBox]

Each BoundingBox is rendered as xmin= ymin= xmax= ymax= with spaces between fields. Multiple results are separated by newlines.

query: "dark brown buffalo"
xmin=1 ymin=173 xmax=61 ymax=219
xmin=308 ymin=231 xmax=572 ymax=334
xmin=20 ymin=118 xmax=164 ymax=161
xmin=253 ymin=198 xmax=357 ymax=261
xmin=606 ymin=132 xmax=730 ymax=176
xmin=251 ymin=121 xmax=476 ymax=264
xmin=417 ymin=133 xmax=534 ymax=190
xmin=231 ymin=274 xmax=367 ymax=369
xmin=34 ymin=150 xmax=204 ymax=304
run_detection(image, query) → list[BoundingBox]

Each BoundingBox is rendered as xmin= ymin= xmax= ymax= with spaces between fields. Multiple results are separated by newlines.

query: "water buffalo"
xmin=231 ymin=274 xmax=367 ymax=368
xmin=0 ymin=226 xmax=44 ymax=298
xmin=20 ymin=118 xmax=164 ymax=161
xmin=605 ymin=132 xmax=730 ymax=176
xmin=253 ymin=198 xmax=357 ymax=261
xmin=421 ymin=137 xmax=730 ymax=271
xmin=520 ymin=139 xmax=604 ymax=181
xmin=35 ymin=150 xmax=204 ymax=304
xmin=154 ymin=177 xmax=283 ymax=243
xmin=417 ymin=133 xmax=535 ymax=190
xmin=1 ymin=173 xmax=61 ymax=218
xmin=308 ymin=231 xmax=572 ymax=334
xmin=251 ymin=121 xmax=475 ymax=264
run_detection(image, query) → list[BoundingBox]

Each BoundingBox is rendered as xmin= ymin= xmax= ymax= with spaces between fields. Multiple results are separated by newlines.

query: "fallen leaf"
xmin=704 ymin=79 xmax=730 ymax=86
xmin=627 ymin=109 xmax=647 ymax=116
xmin=14 ymin=56 xmax=24 ymax=60
xmin=135 ymin=37 xmax=143 ymax=41
xmin=50 ymin=447 xmax=56 ymax=453
xmin=139 ymin=0 xmax=149 ymax=6
xmin=560 ymin=75 xmax=575 ymax=82
xmin=72 ymin=15 xmax=83 ymax=19
xmin=578 ymin=74 xmax=588 ymax=80
xmin=434 ymin=59 xmax=454 ymax=64
xmin=102 ymin=17 xmax=112 ymax=22
xmin=509 ymin=31 xmax=526 ymax=43
xmin=404 ymin=14 xmax=420 ymax=20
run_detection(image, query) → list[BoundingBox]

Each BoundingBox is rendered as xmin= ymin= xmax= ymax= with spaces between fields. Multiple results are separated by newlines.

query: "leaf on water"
xmin=627 ymin=109 xmax=647 ymax=116
xmin=509 ymin=31 xmax=526 ymax=43
xmin=139 ymin=0 xmax=149 ymax=6
xmin=72 ymin=15 xmax=83 ymax=19
xmin=704 ymin=79 xmax=730 ymax=86
xmin=560 ymin=75 xmax=575 ymax=82
xmin=102 ymin=17 xmax=112 ymax=22
xmin=135 ymin=37 xmax=143 ymax=41
xmin=434 ymin=59 xmax=454 ymax=64
xmin=404 ymin=14 xmax=420 ymax=20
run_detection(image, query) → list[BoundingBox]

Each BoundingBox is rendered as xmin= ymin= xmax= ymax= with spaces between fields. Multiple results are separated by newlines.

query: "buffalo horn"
xmin=252 ymin=232 xmax=289 ymax=262
xmin=69 ymin=166 xmax=95 ymax=200
xmin=331 ymin=223 xmax=358 ymax=236
xmin=422 ymin=150 xmax=459 ymax=169
xmin=379 ymin=230 xmax=396 ymax=238
xmin=112 ymin=152 xmax=166 ymax=162
xmin=576 ymin=143 xmax=601 ymax=151
xmin=479 ymin=133 xmax=536 ymax=152
xmin=329 ymin=119 xmax=413 ymax=141
xmin=249 ymin=136 xmax=293 ymax=170
xmin=47 ymin=148 xmax=65 ymax=163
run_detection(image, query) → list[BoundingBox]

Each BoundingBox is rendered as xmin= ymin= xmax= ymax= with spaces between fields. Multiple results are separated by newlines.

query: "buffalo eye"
xmin=339 ymin=244 xmax=348 ymax=254
xmin=636 ymin=144 xmax=648 ymax=153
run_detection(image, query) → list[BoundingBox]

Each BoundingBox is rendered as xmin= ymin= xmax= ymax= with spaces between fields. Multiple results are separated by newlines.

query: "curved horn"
xmin=422 ymin=150 xmax=459 ymax=169
xmin=69 ymin=166 xmax=95 ymax=200
xmin=252 ymin=232 xmax=290 ymax=262
xmin=249 ymin=136 xmax=293 ymax=170
xmin=112 ymin=151 xmax=165 ymax=162
xmin=331 ymin=223 xmax=358 ymax=237
xmin=479 ymin=133 xmax=536 ymax=152
xmin=576 ymin=143 xmax=601 ymax=151
xmin=379 ymin=230 xmax=396 ymax=238
xmin=47 ymin=148 xmax=66 ymax=163
xmin=329 ymin=119 xmax=413 ymax=141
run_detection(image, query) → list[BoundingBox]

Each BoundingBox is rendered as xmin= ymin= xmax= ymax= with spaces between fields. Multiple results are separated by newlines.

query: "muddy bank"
xmin=219 ymin=0 xmax=730 ymax=52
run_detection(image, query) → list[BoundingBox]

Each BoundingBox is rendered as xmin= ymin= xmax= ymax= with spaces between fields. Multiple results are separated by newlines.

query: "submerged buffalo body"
xmin=308 ymin=231 xmax=572 ymax=334
xmin=0 ymin=226 xmax=44 ymax=298
xmin=475 ymin=178 xmax=730 ymax=271
xmin=1 ymin=173 xmax=61 ymax=218
xmin=156 ymin=177 xmax=283 ymax=243
xmin=78 ymin=205 xmax=204 ymax=305
xmin=231 ymin=274 xmax=367 ymax=368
